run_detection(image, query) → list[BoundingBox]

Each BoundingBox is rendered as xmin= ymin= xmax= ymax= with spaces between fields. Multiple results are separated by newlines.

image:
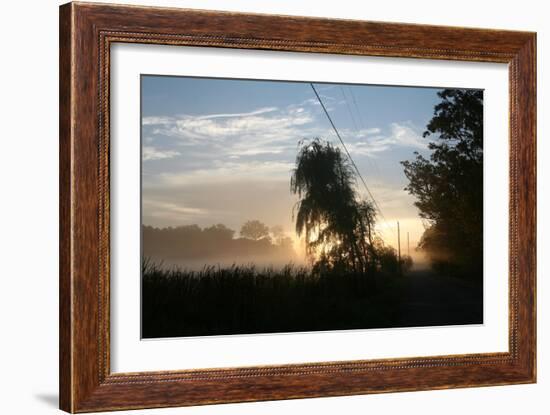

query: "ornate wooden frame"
xmin=59 ymin=2 xmax=536 ymax=412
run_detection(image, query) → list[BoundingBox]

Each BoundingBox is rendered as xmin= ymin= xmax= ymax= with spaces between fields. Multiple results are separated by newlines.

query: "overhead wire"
xmin=310 ymin=83 xmax=397 ymax=241
xmin=347 ymin=86 xmax=383 ymax=179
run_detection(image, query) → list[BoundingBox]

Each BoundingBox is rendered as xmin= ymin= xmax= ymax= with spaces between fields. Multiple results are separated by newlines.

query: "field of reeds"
xmin=141 ymin=259 xmax=405 ymax=338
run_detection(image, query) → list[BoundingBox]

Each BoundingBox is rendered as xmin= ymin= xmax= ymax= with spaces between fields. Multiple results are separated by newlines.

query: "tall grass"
xmin=142 ymin=259 xmax=403 ymax=338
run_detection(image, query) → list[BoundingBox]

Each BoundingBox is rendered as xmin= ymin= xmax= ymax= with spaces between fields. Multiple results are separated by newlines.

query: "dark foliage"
xmin=402 ymin=89 xmax=483 ymax=279
xmin=291 ymin=139 xmax=379 ymax=274
xmin=142 ymin=260 xmax=482 ymax=338
xmin=142 ymin=223 xmax=295 ymax=264
xmin=141 ymin=259 xmax=403 ymax=338
xmin=240 ymin=220 xmax=270 ymax=240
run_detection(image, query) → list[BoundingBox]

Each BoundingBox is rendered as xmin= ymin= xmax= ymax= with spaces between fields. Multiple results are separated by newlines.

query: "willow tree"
xmin=290 ymin=138 xmax=376 ymax=274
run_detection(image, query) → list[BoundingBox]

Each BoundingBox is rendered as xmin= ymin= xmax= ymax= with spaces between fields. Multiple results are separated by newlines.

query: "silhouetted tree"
xmin=372 ymin=237 xmax=400 ymax=275
xmin=291 ymin=138 xmax=377 ymax=273
xmin=203 ymin=223 xmax=235 ymax=240
xmin=401 ymin=89 xmax=483 ymax=278
xmin=142 ymin=223 xmax=298 ymax=264
xmin=356 ymin=200 xmax=378 ymax=262
xmin=240 ymin=220 xmax=270 ymax=240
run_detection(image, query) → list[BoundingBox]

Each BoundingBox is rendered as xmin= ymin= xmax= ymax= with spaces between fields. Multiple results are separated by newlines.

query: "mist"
xmin=142 ymin=223 xmax=305 ymax=272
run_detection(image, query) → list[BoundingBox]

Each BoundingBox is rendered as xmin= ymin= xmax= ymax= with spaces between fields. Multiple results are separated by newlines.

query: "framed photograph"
xmin=59 ymin=2 xmax=536 ymax=412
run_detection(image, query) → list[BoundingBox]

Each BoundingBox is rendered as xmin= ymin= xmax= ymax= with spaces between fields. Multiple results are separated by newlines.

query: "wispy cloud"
xmin=143 ymin=104 xmax=320 ymax=157
xmin=145 ymin=160 xmax=295 ymax=188
xmin=142 ymin=98 xmax=428 ymax=192
xmin=142 ymin=146 xmax=180 ymax=161
xmin=142 ymin=199 xmax=209 ymax=221
xmin=294 ymin=94 xmax=344 ymax=111
xmin=196 ymin=107 xmax=278 ymax=120
xmin=142 ymin=116 xmax=174 ymax=126
xmin=389 ymin=122 xmax=427 ymax=149
xmin=143 ymin=106 xmax=313 ymax=142
xmin=344 ymin=122 xmax=426 ymax=157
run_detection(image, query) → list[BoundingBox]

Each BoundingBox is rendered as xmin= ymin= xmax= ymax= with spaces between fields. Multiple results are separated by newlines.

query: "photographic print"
xmin=140 ymin=76 xmax=484 ymax=339
xmin=59 ymin=5 xmax=536 ymax=410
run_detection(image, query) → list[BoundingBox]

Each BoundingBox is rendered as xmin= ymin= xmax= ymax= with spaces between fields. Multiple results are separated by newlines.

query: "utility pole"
xmin=407 ymin=232 xmax=410 ymax=257
xmin=397 ymin=221 xmax=401 ymax=275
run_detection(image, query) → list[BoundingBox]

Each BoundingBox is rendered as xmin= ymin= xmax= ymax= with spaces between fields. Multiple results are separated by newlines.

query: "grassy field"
xmin=141 ymin=260 xmax=405 ymax=338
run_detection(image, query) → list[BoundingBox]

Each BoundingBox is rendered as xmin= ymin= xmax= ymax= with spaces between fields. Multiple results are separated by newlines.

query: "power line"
xmin=347 ymin=87 xmax=383 ymax=179
xmin=310 ymin=83 xmax=396 ymax=239
xmin=348 ymin=87 xmax=367 ymax=131
xmin=339 ymin=86 xmax=392 ymax=239
xmin=340 ymin=86 xmax=383 ymax=182
xmin=343 ymin=86 xmax=397 ymax=240
xmin=340 ymin=86 xmax=360 ymax=132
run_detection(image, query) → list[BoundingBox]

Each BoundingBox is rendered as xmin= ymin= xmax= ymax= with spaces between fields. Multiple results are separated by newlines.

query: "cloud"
xmin=182 ymin=112 xmax=310 ymax=142
xmin=360 ymin=127 xmax=382 ymax=135
xmin=142 ymin=104 xmax=321 ymax=158
xmin=141 ymin=100 xmax=428 ymax=199
xmin=389 ymin=122 xmax=427 ymax=149
xmin=196 ymin=107 xmax=278 ymax=120
xmin=142 ymin=116 xmax=174 ymax=126
xmin=227 ymin=146 xmax=288 ymax=157
xmin=293 ymin=94 xmax=344 ymax=111
xmin=142 ymin=199 xmax=209 ymax=221
xmin=145 ymin=160 xmax=295 ymax=188
xmin=142 ymin=107 xmax=279 ymax=126
xmin=144 ymin=106 xmax=312 ymax=143
xmin=343 ymin=122 xmax=426 ymax=157
xmin=142 ymin=146 xmax=180 ymax=161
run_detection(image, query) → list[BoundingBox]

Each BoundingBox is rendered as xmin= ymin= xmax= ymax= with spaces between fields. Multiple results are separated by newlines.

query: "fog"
xmin=142 ymin=224 xmax=306 ymax=272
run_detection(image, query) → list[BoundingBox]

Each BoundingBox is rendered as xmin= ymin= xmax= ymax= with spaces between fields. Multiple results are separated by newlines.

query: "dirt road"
xmin=396 ymin=270 xmax=483 ymax=327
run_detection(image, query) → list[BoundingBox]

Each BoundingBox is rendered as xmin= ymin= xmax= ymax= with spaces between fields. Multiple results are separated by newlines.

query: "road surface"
xmin=397 ymin=270 xmax=483 ymax=327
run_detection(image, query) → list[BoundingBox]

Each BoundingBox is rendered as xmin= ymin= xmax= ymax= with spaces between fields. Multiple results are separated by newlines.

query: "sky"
xmin=141 ymin=75 xmax=445 ymax=256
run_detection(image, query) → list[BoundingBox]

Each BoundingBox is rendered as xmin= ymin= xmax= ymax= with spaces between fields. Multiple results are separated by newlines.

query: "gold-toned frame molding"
xmin=60 ymin=2 xmax=536 ymax=412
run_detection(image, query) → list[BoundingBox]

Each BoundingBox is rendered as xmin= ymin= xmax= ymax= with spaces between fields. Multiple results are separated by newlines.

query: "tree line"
xmin=402 ymin=89 xmax=483 ymax=279
xmin=142 ymin=221 xmax=295 ymax=263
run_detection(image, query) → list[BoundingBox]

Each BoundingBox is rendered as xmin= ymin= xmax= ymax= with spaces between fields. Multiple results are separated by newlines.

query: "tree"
xmin=270 ymin=225 xmax=285 ymax=244
xmin=240 ymin=220 xmax=270 ymax=240
xmin=356 ymin=200 xmax=377 ymax=258
xmin=401 ymin=89 xmax=483 ymax=278
xmin=203 ymin=223 xmax=235 ymax=240
xmin=290 ymin=138 xmax=377 ymax=273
